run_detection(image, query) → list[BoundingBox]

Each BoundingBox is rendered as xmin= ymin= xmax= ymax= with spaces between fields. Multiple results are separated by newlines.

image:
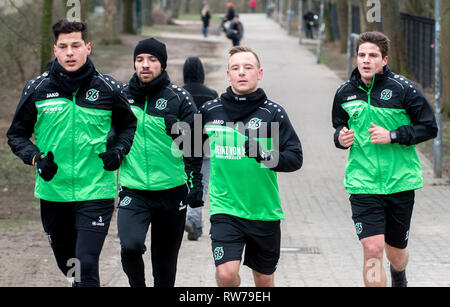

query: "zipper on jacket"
xmin=72 ymin=88 xmax=79 ymax=201
xmin=358 ymin=75 xmax=384 ymax=193
xmin=143 ymin=98 xmax=149 ymax=187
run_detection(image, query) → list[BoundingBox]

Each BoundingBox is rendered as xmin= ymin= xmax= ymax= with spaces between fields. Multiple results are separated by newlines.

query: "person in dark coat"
xmin=226 ymin=14 xmax=244 ymax=46
xmin=182 ymin=57 xmax=218 ymax=240
xmin=201 ymin=2 xmax=211 ymax=37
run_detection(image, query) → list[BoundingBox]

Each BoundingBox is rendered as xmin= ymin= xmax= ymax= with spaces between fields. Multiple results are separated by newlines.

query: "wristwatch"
xmin=390 ymin=131 xmax=398 ymax=143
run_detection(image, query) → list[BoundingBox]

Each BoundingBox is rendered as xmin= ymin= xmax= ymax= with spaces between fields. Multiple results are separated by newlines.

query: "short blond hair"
xmin=228 ymin=46 xmax=261 ymax=68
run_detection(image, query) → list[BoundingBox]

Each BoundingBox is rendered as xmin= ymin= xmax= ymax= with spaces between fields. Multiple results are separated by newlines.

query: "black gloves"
xmin=34 ymin=151 xmax=58 ymax=181
xmin=98 ymin=147 xmax=124 ymax=171
xmin=163 ymin=109 xmax=179 ymax=140
xmin=187 ymin=187 xmax=204 ymax=208
xmin=244 ymin=138 xmax=273 ymax=163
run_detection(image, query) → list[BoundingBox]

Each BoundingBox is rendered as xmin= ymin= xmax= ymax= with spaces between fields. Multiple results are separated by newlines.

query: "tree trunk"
xmin=380 ymin=0 xmax=409 ymax=76
xmin=40 ymin=0 xmax=53 ymax=73
xmin=336 ymin=0 xmax=348 ymax=53
xmin=359 ymin=0 xmax=378 ymax=32
xmin=143 ymin=0 xmax=153 ymax=26
xmin=324 ymin=0 xmax=334 ymax=42
xmin=171 ymin=0 xmax=181 ymax=18
xmin=441 ymin=1 xmax=450 ymax=116
xmin=80 ymin=0 xmax=89 ymax=21
xmin=103 ymin=0 xmax=119 ymax=44
xmin=122 ymin=0 xmax=135 ymax=34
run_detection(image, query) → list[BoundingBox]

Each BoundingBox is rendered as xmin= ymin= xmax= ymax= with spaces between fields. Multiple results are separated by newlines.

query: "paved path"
xmin=105 ymin=13 xmax=450 ymax=287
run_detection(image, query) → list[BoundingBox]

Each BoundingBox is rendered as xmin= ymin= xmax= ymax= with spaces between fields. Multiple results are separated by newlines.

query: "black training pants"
xmin=117 ymin=184 xmax=187 ymax=287
xmin=40 ymin=199 xmax=114 ymax=287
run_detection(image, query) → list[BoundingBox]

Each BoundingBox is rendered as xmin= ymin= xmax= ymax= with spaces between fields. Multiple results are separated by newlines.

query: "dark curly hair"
xmin=52 ymin=18 xmax=88 ymax=43
xmin=356 ymin=31 xmax=390 ymax=58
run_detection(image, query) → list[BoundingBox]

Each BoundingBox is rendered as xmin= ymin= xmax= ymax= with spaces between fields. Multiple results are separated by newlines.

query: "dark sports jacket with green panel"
xmin=332 ymin=66 xmax=438 ymax=195
xmin=119 ymin=71 xmax=203 ymax=192
xmin=7 ymin=58 xmax=137 ymax=202
xmin=199 ymin=87 xmax=303 ymax=221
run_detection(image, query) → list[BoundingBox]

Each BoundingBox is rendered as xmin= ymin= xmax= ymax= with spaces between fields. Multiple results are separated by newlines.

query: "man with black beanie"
xmin=7 ymin=19 xmax=137 ymax=287
xmin=117 ymin=37 xmax=203 ymax=287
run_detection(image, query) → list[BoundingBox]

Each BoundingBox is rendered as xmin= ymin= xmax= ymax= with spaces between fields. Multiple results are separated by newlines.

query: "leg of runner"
xmin=216 ymin=260 xmax=241 ymax=287
xmin=252 ymin=270 xmax=275 ymax=287
xmin=361 ymin=234 xmax=387 ymax=287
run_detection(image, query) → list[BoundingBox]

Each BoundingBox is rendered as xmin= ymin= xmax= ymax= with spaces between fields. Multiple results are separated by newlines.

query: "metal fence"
xmin=401 ymin=13 xmax=435 ymax=88
xmin=329 ymin=6 xmax=435 ymax=88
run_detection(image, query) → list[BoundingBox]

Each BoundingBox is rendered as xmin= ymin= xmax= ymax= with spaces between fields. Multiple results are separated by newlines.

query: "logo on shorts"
xmin=179 ymin=201 xmax=186 ymax=211
xmin=120 ymin=196 xmax=132 ymax=207
xmin=92 ymin=216 xmax=105 ymax=227
xmin=355 ymin=222 xmax=363 ymax=235
xmin=405 ymin=230 xmax=409 ymax=241
xmin=214 ymin=247 xmax=224 ymax=261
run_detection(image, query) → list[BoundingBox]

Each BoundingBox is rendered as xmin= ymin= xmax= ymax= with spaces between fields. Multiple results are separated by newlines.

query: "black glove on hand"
xmin=244 ymin=138 xmax=273 ymax=163
xmin=98 ymin=147 xmax=124 ymax=171
xmin=163 ymin=109 xmax=179 ymax=139
xmin=35 ymin=151 xmax=58 ymax=181
xmin=186 ymin=187 xmax=204 ymax=208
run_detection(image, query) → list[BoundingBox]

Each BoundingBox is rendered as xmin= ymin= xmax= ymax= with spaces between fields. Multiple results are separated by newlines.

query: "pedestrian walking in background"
xmin=198 ymin=46 xmax=303 ymax=287
xmin=201 ymin=2 xmax=211 ymax=37
xmin=332 ymin=31 xmax=438 ymax=287
xmin=117 ymin=38 xmax=203 ymax=287
xmin=6 ymin=18 xmax=137 ymax=287
xmin=249 ymin=0 xmax=257 ymax=13
xmin=221 ymin=1 xmax=236 ymax=32
xmin=226 ymin=14 xmax=244 ymax=46
xmin=182 ymin=56 xmax=218 ymax=241
xmin=303 ymin=10 xmax=315 ymax=39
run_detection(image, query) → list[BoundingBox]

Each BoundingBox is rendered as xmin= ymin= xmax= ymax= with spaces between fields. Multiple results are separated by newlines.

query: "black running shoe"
xmin=390 ymin=264 xmax=408 ymax=287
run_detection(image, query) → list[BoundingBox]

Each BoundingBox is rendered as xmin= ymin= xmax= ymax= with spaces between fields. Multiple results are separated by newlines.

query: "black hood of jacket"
xmin=183 ymin=56 xmax=205 ymax=84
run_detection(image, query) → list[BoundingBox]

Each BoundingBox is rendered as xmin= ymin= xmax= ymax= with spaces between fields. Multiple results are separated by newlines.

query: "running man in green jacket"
xmin=117 ymin=38 xmax=203 ymax=287
xmin=6 ymin=19 xmax=137 ymax=287
xmin=332 ymin=32 xmax=437 ymax=287
xmin=199 ymin=46 xmax=303 ymax=287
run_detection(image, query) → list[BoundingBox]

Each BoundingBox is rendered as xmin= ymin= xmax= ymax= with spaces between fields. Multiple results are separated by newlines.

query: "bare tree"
xmin=81 ymin=0 xmax=90 ymax=21
xmin=336 ymin=0 xmax=348 ymax=53
xmin=380 ymin=0 xmax=409 ymax=76
xmin=143 ymin=0 xmax=154 ymax=26
xmin=358 ymin=0 xmax=378 ymax=32
xmin=40 ymin=0 xmax=53 ymax=73
xmin=122 ymin=0 xmax=135 ymax=34
xmin=103 ymin=0 xmax=119 ymax=44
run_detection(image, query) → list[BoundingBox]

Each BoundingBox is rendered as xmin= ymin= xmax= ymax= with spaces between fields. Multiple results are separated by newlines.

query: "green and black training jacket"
xmin=7 ymin=58 xmax=137 ymax=202
xmin=199 ymin=87 xmax=303 ymax=221
xmin=119 ymin=71 xmax=202 ymax=191
xmin=332 ymin=66 xmax=438 ymax=195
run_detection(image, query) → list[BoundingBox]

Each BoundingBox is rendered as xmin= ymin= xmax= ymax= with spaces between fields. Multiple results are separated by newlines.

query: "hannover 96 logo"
xmin=86 ymin=89 xmax=99 ymax=102
xmin=214 ymin=247 xmax=224 ymax=261
xmin=248 ymin=117 xmax=262 ymax=130
xmin=380 ymin=89 xmax=393 ymax=101
xmin=155 ymin=98 xmax=168 ymax=110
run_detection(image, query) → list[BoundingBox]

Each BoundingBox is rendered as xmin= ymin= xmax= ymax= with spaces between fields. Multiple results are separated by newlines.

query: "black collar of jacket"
xmin=128 ymin=70 xmax=171 ymax=102
xmin=49 ymin=57 xmax=96 ymax=94
xmin=220 ymin=86 xmax=267 ymax=122
xmin=350 ymin=65 xmax=392 ymax=90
